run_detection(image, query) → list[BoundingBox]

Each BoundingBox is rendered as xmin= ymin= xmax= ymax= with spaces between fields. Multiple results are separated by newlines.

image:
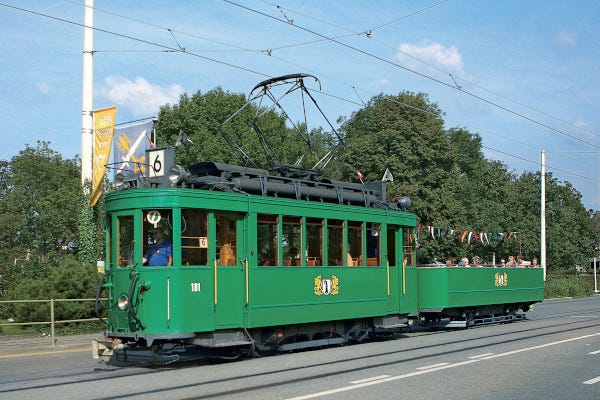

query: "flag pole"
xmin=81 ymin=0 xmax=94 ymax=185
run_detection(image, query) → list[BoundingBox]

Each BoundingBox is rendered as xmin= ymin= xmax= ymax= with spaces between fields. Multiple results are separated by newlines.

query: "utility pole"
xmin=81 ymin=0 xmax=94 ymax=185
xmin=541 ymin=150 xmax=546 ymax=281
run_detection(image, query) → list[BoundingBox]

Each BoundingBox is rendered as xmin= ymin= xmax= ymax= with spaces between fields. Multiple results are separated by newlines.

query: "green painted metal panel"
xmin=400 ymin=266 xmax=418 ymax=313
xmin=417 ymin=267 xmax=545 ymax=309
xmin=176 ymin=267 xmax=215 ymax=332
xmin=247 ymin=266 xmax=390 ymax=327
xmin=106 ymin=267 xmax=216 ymax=335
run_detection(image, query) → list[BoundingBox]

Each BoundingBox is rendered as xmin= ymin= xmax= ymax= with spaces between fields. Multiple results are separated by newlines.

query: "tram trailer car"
xmin=93 ymin=147 xmax=544 ymax=363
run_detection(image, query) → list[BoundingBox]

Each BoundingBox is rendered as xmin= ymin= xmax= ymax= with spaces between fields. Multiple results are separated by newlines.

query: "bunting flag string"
xmin=419 ymin=224 xmax=519 ymax=244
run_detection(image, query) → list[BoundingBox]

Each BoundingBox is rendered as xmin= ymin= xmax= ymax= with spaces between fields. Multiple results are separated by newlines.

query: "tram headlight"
xmin=117 ymin=294 xmax=129 ymax=311
xmin=397 ymin=196 xmax=412 ymax=211
xmin=115 ymin=171 xmax=138 ymax=189
xmin=168 ymin=164 xmax=189 ymax=186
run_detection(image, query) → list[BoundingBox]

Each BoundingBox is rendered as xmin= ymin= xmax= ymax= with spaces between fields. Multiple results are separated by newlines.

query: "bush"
xmin=545 ymin=269 xmax=594 ymax=298
xmin=3 ymin=255 xmax=98 ymax=322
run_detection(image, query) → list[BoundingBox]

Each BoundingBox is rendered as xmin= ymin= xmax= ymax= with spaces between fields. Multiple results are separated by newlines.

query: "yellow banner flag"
xmin=89 ymin=106 xmax=117 ymax=206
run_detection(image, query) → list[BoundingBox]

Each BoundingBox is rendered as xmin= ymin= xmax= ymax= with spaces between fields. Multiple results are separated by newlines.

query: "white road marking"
xmin=479 ymin=333 xmax=600 ymax=361
xmin=286 ymin=332 xmax=600 ymax=400
xmin=468 ymin=352 xmax=495 ymax=359
xmin=286 ymin=360 xmax=481 ymax=400
xmin=588 ymin=350 xmax=600 ymax=355
xmin=417 ymin=363 xmax=449 ymax=370
xmin=583 ymin=376 xmax=600 ymax=385
xmin=350 ymin=375 xmax=390 ymax=384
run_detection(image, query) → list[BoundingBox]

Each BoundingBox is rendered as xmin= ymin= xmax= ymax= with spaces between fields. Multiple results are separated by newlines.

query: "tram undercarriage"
xmin=93 ymin=315 xmax=409 ymax=365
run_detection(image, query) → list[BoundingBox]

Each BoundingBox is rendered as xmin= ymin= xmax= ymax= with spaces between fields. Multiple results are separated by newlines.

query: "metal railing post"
xmin=50 ymin=299 xmax=55 ymax=346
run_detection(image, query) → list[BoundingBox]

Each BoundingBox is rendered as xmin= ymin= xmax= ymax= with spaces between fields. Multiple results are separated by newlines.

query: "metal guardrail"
xmin=0 ymin=298 xmax=106 ymax=346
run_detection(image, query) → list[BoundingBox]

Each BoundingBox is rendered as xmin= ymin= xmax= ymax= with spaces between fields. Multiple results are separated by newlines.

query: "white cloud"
xmin=99 ymin=76 xmax=183 ymax=116
xmin=397 ymin=41 xmax=464 ymax=74
xmin=36 ymin=82 xmax=50 ymax=95
xmin=574 ymin=120 xmax=594 ymax=140
xmin=555 ymin=31 xmax=577 ymax=47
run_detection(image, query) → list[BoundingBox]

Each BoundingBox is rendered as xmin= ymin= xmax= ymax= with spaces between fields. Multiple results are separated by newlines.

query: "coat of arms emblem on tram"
xmin=495 ymin=272 xmax=508 ymax=287
xmin=314 ymin=275 xmax=339 ymax=296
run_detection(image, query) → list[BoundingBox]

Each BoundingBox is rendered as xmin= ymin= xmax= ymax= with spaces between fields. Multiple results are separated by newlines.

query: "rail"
xmin=0 ymin=298 xmax=106 ymax=346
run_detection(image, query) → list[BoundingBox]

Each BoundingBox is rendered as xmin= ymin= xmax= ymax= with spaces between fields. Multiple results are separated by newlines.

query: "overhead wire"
xmin=257 ymin=0 xmax=596 ymax=144
xmin=61 ymin=0 xmax=596 ymax=168
xmin=0 ymin=1 xmax=272 ymax=79
xmin=1 ymin=2 xmax=597 ymax=186
xmin=223 ymin=0 xmax=600 ymax=151
xmin=252 ymin=1 xmax=598 ymax=177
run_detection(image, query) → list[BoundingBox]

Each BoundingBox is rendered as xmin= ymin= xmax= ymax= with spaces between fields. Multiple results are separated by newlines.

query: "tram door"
xmin=387 ymin=225 xmax=401 ymax=313
xmin=214 ymin=213 xmax=245 ymax=329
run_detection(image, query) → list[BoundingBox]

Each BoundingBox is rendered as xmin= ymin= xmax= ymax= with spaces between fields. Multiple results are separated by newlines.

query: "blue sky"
xmin=1 ymin=1 xmax=599 ymax=209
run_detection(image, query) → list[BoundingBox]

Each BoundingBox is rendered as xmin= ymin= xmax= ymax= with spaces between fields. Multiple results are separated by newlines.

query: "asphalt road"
xmin=0 ymin=296 xmax=599 ymax=400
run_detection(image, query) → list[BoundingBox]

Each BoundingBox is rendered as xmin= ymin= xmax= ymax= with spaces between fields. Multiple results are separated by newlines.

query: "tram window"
xmin=366 ymin=223 xmax=380 ymax=266
xmin=306 ymin=218 xmax=323 ymax=266
xmin=403 ymin=227 xmax=415 ymax=266
xmin=257 ymin=214 xmax=278 ymax=266
xmin=216 ymin=215 xmax=237 ymax=266
xmin=143 ymin=209 xmax=173 ymax=266
xmin=181 ymin=209 xmax=208 ymax=266
xmin=117 ymin=215 xmax=134 ymax=267
xmin=347 ymin=221 xmax=363 ymax=266
xmin=282 ymin=216 xmax=301 ymax=266
xmin=387 ymin=225 xmax=398 ymax=266
xmin=328 ymin=219 xmax=343 ymax=266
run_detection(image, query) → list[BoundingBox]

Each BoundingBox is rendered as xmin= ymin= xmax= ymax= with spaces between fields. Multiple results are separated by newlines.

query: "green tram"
xmin=93 ymin=146 xmax=544 ymax=362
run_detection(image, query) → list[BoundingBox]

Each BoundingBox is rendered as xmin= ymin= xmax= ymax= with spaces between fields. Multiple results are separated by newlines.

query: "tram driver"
xmin=143 ymin=227 xmax=173 ymax=266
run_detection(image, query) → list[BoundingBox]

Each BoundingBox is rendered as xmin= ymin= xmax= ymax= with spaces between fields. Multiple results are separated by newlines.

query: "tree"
xmin=0 ymin=142 xmax=101 ymax=301
xmin=0 ymin=142 xmax=80 ymax=257
xmin=545 ymin=176 xmax=597 ymax=269
xmin=336 ymin=91 xmax=599 ymax=269
xmin=338 ymin=92 xmax=468 ymax=261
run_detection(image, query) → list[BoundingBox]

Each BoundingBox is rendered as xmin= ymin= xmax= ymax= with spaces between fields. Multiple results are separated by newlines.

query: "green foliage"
xmin=544 ymin=270 xmax=594 ymax=298
xmin=77 ymin=181 xmax=105 ymax=265
xmin=3 ymin=255 xmax=98 ymax=322
xmin=337 ymin=91 xmax=599 ymax=270
xmin=0 ymin=142 xmax=104 ymax=302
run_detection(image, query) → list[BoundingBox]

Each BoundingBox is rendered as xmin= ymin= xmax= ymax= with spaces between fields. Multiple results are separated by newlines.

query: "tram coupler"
xmin=92 ymin=338 xmax=124 ymax=360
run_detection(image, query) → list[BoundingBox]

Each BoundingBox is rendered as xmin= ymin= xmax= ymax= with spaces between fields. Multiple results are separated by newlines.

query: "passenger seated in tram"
xmin=505 ymin=256 xmax=517 ymax=267
xmin=347 ymin=252 xmax=354 ymax=266
xmin=459 ymin=257 xmax=469 ymax=267
xmin=532 ymin=258 xmax=539 ymax=267
xmin=517 ymin=255 xmax=530 ymax=267
xmin=220 ymin=242 xmax=236 ymax=266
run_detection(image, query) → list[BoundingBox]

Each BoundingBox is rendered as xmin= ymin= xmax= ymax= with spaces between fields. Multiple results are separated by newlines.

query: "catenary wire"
xmin=63 ymin=0 xmax=597 ymax=163
xmin=256 ymin=0 xmax=595 ymax=142
xmin=1 ymin=2 xmax=596 ymax=186
xmin=223 ymin=0 xmax=600 ymax=151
